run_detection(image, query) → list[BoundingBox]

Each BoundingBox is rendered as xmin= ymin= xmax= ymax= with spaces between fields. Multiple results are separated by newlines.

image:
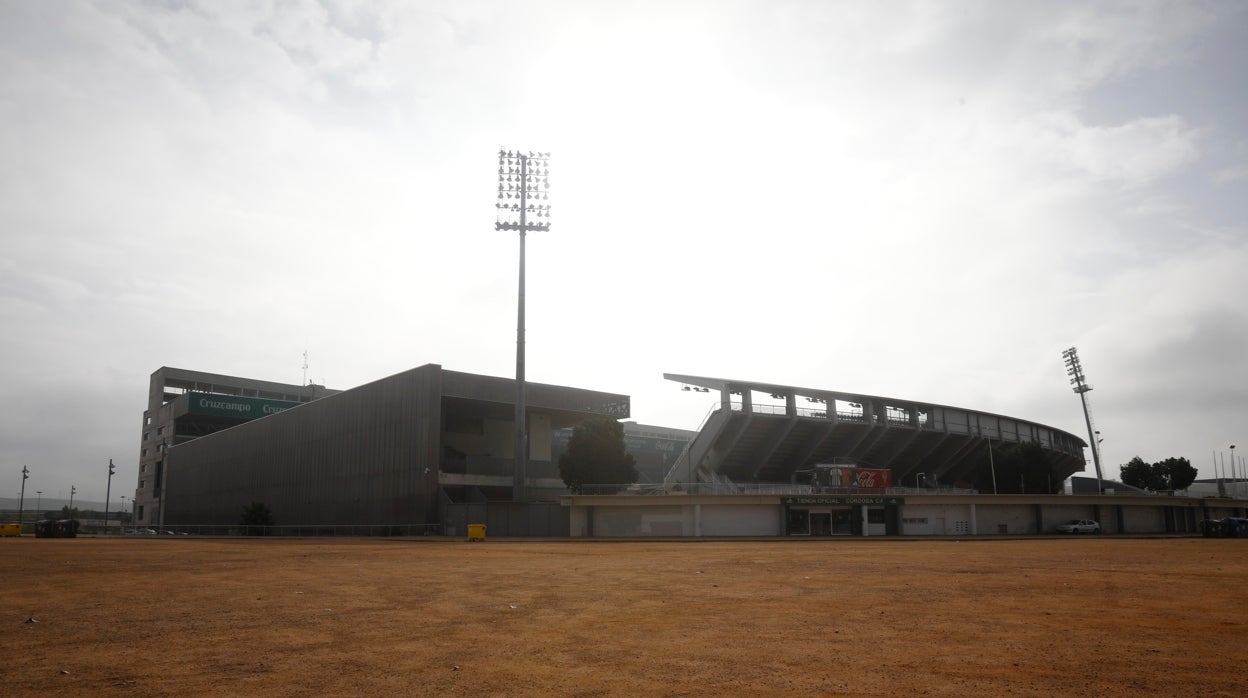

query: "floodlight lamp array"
xmin=1061 ymin=346 xmax=1091 ymax=393
xmin=495 ymin=148 xmax=551 ymax=231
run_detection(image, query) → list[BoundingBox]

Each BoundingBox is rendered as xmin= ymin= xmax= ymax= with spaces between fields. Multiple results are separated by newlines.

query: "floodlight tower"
xmin=18 ymin=465 xmax=29 ymax=530
xmin=496 ymin=149 xmax=551 ymax=502
xmin=104 ymin=459 xmax=115 ymax=535
xmin=1062 ymin=347 xmax=1103 ymax=493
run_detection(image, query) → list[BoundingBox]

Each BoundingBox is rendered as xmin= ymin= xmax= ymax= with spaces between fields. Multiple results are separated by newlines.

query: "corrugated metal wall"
xmin=165 ymin=365 xmax=443 ymax=527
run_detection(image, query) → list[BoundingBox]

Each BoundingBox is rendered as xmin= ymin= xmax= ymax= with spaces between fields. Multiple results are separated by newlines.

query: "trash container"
xmin=467 ymin=524 xmax=486 ymax=542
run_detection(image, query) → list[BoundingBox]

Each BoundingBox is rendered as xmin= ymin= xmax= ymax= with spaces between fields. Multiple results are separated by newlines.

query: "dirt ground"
xmin=1 ymin=536 xmax=1245 ymax=697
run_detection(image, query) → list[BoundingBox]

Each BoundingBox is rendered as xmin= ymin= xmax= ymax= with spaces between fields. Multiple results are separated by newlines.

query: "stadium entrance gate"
xmin=781 ymin=496 xmax=903 ymax=536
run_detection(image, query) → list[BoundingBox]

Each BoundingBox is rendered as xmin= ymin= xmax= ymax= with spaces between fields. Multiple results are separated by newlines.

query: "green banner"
xmin=782 ymin=496 xmax=905 ymax=506
xmin=186 ymin=392 xmax=302 ymax=420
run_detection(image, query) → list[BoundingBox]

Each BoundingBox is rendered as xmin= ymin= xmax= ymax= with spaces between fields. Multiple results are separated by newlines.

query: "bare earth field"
xmin=1 ymin=537 xmax=1245 ymax=697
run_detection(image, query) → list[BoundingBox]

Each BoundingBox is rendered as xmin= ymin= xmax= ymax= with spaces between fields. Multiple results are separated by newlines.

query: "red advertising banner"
xmin=818 ymin=466 xmax=893 ymax=492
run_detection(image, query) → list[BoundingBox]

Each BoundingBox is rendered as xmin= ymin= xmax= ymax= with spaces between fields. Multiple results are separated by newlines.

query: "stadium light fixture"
xmin=1061 ymin=347 xmax=1103 ymax=493
xmin=496 ymin=148 xmax=550 ymax=502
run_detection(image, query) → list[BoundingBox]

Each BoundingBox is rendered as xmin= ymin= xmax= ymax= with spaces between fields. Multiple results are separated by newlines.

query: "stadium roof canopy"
xmin=664 ymin=373 xmax=1088 ymax=490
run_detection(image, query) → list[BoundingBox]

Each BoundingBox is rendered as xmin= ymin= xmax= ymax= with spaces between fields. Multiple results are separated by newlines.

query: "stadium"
xmin=133 ymin=365 xmax=1244 ymax=538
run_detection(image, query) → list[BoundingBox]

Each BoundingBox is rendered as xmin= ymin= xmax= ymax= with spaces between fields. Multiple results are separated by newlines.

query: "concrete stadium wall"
xmin=1122 ymin=506 xmax=1165 ymax=533
xmin=896 ymin=503 xmax=975 ymax=535
xmin=565 ymin=493 xmax=1228 ymax=538
xmin=1039 ymin=504 xmax=1096 ymax=533
xmin=699 ymin=504 xmax=781 ymax=536
xmin=591 ymin=505 xmax=686 ymax=537
xmin=974 ymin=504 xmax=1039 ymax=535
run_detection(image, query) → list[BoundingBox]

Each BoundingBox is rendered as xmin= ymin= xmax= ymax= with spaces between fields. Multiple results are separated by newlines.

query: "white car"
xmin=1056 ymin=519 xmax=1100 ymax=534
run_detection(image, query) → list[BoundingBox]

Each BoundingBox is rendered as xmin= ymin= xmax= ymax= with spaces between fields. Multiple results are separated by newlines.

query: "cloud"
xmin=1029 ymin=113 xmax=1201 ymax=188
xmin=0 ymin=0 xmax=1244 ymax=499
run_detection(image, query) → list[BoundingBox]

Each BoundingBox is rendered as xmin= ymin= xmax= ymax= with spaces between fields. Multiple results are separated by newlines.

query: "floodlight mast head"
xmin=1062 ymin=346 xmax=1092 ymax=394
xmin=495 ymin=149 xmax=551 ymax=233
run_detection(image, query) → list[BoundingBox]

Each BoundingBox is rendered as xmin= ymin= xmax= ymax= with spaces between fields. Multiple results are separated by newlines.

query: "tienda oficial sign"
xmin=186 ymin=392 xmax=302 ymax=420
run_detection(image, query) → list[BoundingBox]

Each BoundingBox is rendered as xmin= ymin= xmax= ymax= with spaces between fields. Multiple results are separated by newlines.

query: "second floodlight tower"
xmin=496 ymin=149 xmax=551 ymax=502
xmin=1062 ymin=347 xmax=1103 ymax=493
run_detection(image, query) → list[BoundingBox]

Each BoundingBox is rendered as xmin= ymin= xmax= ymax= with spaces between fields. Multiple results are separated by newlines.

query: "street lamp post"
xmin=986 ymin=441 xmax=998 ymax=495
xmin=104 ymin=459 xmax=115 ymax=535
xmin=1061 ymin=347 xmax=1103 ymax=493
xmin=36 ymin=490 xmax=42 ymax=518
xmin=1232 ymin=445 xmax=1238 ymax=498
xmin=496 ymin=149 xmax=550 ymax=503
xmin=18 ymin=466 xmax=29 ymax=532
xmin=69 ymin=485 xmax=75 ymax=513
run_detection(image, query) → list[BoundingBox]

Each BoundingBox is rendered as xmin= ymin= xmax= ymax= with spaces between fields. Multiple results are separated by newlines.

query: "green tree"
xmin=1157 ymin=457 xmax=1198 ymax=491
xmin=558 ymin=417 xmax=638 ymax=493
xmin=1120 ymin=456 xmax=1160 ymax=490
xmin=239 ymin=501 xmax=274 ymax=536
xmin=55 ymin=505 xmax=81 ymax=520
xmin=1120 ymin=456 xmax=1195 ymax=492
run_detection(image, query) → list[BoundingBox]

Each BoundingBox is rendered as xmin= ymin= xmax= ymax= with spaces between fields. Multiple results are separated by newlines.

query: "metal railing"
xmin=114 ymin=523 xmax=443 ymax=537
xmin=573 ymin=483 xmax=980 ymax=497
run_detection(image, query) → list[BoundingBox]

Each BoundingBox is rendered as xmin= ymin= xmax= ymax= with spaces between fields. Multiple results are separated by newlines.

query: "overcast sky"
xmin=2 ymin=0 xmax=1246 ymax=505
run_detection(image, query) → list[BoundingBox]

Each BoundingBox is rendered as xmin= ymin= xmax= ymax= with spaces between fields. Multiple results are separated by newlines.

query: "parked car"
xmin=1056 ymin=519 xmax=1100 ymax=534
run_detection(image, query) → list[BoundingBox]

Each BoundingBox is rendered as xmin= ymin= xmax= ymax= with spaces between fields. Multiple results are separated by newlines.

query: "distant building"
xmin=134 ymin=367 xmax=339 ymax=528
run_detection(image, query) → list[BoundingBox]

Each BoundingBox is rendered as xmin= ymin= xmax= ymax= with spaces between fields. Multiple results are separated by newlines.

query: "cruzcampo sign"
xmin=781 ymin=496 xmax=906 ymax=506
xmin=186 ymin=392 xmax=302 ymax=420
